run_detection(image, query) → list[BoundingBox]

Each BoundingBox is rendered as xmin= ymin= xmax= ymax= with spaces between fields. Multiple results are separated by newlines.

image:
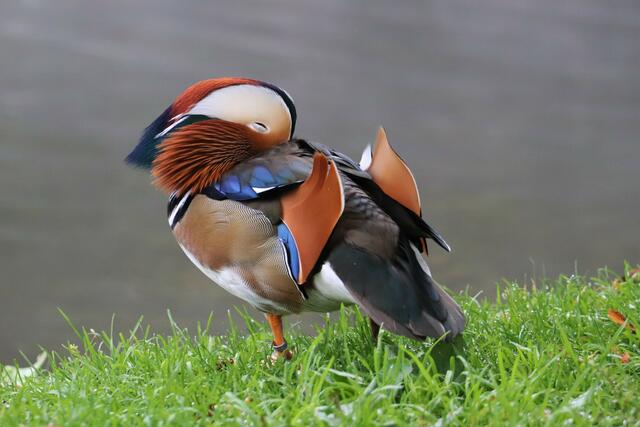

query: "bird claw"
xmin=270 ymin=340 xmax=293 ymax=363
xmin=270 ymin=348 xmax=293 ymax=363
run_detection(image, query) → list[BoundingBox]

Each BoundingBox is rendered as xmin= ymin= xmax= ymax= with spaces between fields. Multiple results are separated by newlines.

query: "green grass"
xmin=1 ymin=267 xmax=639 ymax=426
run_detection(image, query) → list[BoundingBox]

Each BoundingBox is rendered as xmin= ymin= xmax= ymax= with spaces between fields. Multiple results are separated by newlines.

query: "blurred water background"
xmin=1 ymin=0 xmax=639 ymax=361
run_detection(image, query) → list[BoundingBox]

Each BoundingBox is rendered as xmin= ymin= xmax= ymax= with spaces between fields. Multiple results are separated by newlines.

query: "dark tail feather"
xmin=430 ymin=277 xmax=466 ymax=338
xmin=419 ymin=217 xmax=451 ymax=252
xmin=347 ymin=175 xmax=452 ymax=252
xmin=328 ymin=242 xmax=465 ymax=341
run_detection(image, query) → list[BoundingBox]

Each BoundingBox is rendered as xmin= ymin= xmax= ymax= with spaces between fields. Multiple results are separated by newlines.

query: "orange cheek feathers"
xmin=151 ymin=120 xmax=255 ymax=195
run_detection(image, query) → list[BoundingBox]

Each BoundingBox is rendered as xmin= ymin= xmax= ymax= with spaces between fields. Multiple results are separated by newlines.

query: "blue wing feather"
xmin=200 ymin=143 xmax=315 ymax=279
xmin=277 ymin=223 xmax=300 ymax=282
xmin=207 ymin=143 xmax=312 ymax=201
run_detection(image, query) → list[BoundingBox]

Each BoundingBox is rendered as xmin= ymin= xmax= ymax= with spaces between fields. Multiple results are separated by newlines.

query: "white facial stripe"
xmin=156 ymin=115 xmax=188 ymax=138
xmin=188 ymin=84 xmax=292 ymax=140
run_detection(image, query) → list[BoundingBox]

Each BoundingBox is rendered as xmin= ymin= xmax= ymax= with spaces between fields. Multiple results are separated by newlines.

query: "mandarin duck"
xmin=126 ymin=77 xmax=465 ymax=360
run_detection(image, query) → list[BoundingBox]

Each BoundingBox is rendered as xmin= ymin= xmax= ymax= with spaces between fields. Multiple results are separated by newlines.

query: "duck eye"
xmin=249 ymin=122 xmax=269 ymax=133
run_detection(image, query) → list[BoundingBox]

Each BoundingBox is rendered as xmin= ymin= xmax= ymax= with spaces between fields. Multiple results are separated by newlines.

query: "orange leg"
xmin=265 ymin=313 xmax=293 ymax=361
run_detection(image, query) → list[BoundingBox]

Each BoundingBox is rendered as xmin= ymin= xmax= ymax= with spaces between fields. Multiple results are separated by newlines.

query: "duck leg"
xmin=265 ymin=313 xmax=293 ymax=361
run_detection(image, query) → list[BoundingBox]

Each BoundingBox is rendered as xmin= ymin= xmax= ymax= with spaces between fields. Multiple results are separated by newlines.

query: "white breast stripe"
xmin=168 ymin=191 xmax=191 ymax=227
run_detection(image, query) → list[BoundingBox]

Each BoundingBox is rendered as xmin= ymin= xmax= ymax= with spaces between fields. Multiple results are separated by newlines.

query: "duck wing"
xmin=197 ymin=143 xmax=344 ymax=285
xmin=325 ymin=173 xmax=465 ymax=340
xmin=196 ymin=140 xmax=465 ymax=339
xmin=287 ymin=140 xmax=463 ymax=339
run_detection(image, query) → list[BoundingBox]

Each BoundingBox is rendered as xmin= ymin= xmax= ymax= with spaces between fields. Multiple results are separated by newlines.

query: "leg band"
xmin=272 ymin=340 xmax=288 ymax=352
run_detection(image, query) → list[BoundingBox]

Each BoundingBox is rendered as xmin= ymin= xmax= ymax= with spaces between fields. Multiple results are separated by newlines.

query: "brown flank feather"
xmin=152 ymin=120 xmax=256 ymax=195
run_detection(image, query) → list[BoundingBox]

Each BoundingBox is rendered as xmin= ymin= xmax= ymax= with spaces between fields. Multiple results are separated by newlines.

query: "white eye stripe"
xmin=187 ymin=84 xmax=292 ymax=140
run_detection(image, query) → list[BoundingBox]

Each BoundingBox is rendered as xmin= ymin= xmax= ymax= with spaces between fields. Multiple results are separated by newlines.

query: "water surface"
xmin=1 ymin=0 xmax=639 ymax=360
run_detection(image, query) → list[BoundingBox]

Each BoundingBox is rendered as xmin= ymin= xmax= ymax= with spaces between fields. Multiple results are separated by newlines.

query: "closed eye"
xmin=249 ymin=122 xmax=269 ymax=133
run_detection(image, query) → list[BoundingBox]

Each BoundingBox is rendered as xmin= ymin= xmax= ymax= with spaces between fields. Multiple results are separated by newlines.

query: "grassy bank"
xmin=1 ymin=267 xmax=639 ymax=426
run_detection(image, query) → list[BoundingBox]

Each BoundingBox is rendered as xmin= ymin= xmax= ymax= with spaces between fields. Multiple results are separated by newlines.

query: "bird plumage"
xmin=126 ymin=77 xmax=465 ymax=358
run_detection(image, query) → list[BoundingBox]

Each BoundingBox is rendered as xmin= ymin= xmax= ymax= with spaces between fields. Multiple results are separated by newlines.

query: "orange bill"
xmin=281 ymin=153 xmax=345 ymax=284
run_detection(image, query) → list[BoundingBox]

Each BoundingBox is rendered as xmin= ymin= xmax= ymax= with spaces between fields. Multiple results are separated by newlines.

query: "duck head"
xmin=126 ymin=77 xmax=296 ymax=194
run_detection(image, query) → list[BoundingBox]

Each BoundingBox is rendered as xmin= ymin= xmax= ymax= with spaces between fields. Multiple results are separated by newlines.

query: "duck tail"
xmin=327 ymin=238 xmax=465 ymax=341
